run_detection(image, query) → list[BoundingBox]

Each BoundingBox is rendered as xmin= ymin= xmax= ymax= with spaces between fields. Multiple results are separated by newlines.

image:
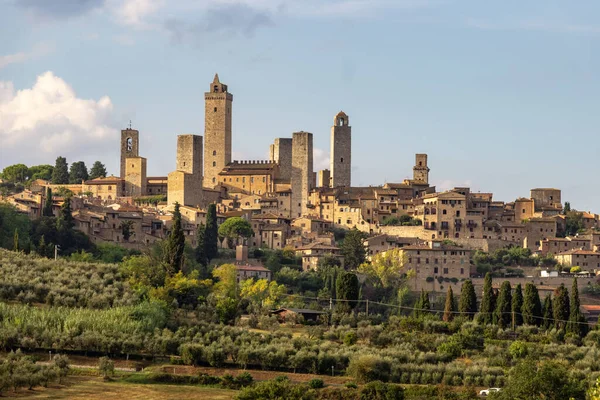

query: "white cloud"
xmin=107 ymin=0 xmax=165 ymax=27
xmin=0 ymin=72 xmax=117 ymax=166
xmin=313 ymin=148 xmax=330 ymax=171
xmin=434 ymin=179 xmax=473 ymax=192
xmin=0 ymin=42 xmax=55 ymax=70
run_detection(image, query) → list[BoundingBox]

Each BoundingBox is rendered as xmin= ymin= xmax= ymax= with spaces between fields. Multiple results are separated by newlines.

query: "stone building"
xmin=530 ymin=188 xmax=562 ymax=213
xmin=167 ymin=134 xmax=204 ymax=207
xmin=291 ymin=131 xmax=313 ymax=218
xmin=555 ymin=249 xmax=600 ymax=270
xmin=540 ymin=237 xmax=592 ymax=256
xmin=218 ymin=161 xmax=279 ymax=195
xmin=330 ymin=111 xmax=351 ymax=187
xmin=120 ymin=128 xmax=139 ymax=178
xmin=295 ymin=242 xmax=342 ymax=271
xmin=204 ymin=74 xmax=233 ymax=188
xmin=416 ymin=191 xmax=467 ymax=239
xmin=84 ymin=176 xmax=124 ymax=200
xmin=317 ymin=169 xmax=330 ymax=188
xmin=269 ymin=138 xmax=293 ymax=181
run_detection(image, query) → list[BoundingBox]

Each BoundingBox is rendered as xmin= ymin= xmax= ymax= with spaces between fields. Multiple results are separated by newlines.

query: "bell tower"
xmin=203 ymin=73 xmax=233 ymax=188
xmin=413 ymin=153 xmax=430 ymax=184
xmin=330 ymin=111 xmax=351 ymax=187
xmin=120 ymin=127 xmax=139 ymax=178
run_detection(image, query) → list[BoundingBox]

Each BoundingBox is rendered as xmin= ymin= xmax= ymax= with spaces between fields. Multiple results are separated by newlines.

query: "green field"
xmin=5 ymin=376 xmax=236 ymax=399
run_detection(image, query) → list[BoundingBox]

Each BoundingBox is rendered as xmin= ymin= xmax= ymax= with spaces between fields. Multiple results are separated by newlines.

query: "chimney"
xmin=236 ymin=245 xmax=248 ymax=263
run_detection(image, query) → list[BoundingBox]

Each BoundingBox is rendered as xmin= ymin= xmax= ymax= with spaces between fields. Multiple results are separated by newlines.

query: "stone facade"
xmin=413 ymin=153 xmax=429 ymax=184
xmin=218 ymin=161 xmax=278 ymax=195
xmin=318 ymin=169 xmax=330 ymax=188
xmin=291 ymin=131 xmax=313 ymax=218
xmin=124 ymin=157 xmax=147 ymax=197
xmin=330 ymin=111 xmax=351 ymax=187
xmin=530 ymin=188 xmax=562 ymax=211
xmin=269 ymin=138 xmax=293 ymax=181
xmin=167 ymin=134 xmax=204 ymax=207
xmin=204 ymin=74 xmax=233 ymax=188
xmin=177 ymin=135 xmax=203 ymax=176
xmin=120 ymin=128 xmax=139 ymax=178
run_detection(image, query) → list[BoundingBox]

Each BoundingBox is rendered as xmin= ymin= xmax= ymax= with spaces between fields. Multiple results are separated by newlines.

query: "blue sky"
xmin=1 ymin=0 xmax=600 ymax=210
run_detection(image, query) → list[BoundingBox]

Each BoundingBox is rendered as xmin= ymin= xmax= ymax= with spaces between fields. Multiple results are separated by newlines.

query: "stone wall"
xmin=124 ymin=156 xmax=147 ymax=197
xmin=176 ymin=135 xmax=203 ymax=176
xmin=270 ymin=138 xmax=292 ymax=181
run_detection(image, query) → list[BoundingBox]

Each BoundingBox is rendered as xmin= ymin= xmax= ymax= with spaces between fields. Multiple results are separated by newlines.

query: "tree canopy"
xmin=341 ymin=228 xmax=367 ymax=270
xmin=218 ymin=217 xmax=253 ymax=248
xmin=51 ymin=157 xmax=69 ymax=184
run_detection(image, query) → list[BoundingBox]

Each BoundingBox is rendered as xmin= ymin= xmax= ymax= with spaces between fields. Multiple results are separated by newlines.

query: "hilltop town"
xmin=2 ymin=74 xmax=599 ymax=298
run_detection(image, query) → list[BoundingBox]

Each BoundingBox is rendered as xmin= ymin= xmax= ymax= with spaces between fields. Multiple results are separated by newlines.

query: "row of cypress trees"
xmin=417 ymin=272 xmax=589 ymax=337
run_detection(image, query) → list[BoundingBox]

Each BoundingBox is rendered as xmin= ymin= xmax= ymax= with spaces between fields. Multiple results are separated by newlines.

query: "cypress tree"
xmin=340 ymin=228 xmax=367 ymax=270
xmin=512 ymin=283 xmax=524 ymax=327
xmin=38 ymin=235 xmax=47 ymax=258
xmin=58 ymin=198 xmax=74 ymax=231
xmin=195 ymin=223 xmax=207 ymax=265
xmin=414 ymin=289 xmax=430 ymax=317
xmin=443 ymin=286 xmax=456 ymax=322
xmin=43 ymin=188 xmax=53 ymax=217
xmin=495 ymin=281 xmax=512 ymax=329
xmin=204 ymin=203 xmax=219 ymax=263
xmin=552 ymin=284 xmax=570 ymax=330
xmin=567 ymin=278 xmax=588 ymax=336
xmin=51 ymin=156 xmax=69 ymax=184
xmin=523 ymin=283 xmax=542 ymax=326
xmin=13 ymin=229 xmax=19 ymax=252
xmin=542 ymin=294 xmax=553 ymax=330
xmin=164 ymin=203 xmax=185 ymax=274
xmin=459 ymin=279 xmax=477 ymax=319
xmin=478 ymin=273 xmax=495 ymax=325
xmin=336 ymin=272 xmax=360 ymax=312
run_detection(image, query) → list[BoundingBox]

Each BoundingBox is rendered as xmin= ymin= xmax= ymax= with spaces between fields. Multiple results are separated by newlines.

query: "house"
xmin=271 ymin=308 xmax=326 ymax=322
xmin=295 ymin=242 xmax=342 ymax=271
xmin=236 ymin=264 xmax=272 ymax=283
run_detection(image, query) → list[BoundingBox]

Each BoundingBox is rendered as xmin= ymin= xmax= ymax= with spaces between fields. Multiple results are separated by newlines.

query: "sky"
xmin=1 ymin=0 xmax=600 ymax=210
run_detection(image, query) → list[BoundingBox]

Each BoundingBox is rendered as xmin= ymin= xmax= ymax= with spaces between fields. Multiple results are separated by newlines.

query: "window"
xmin=212 ymin=177 xmax=216 ymax=183
xmin=341 ymin=157 xmax=344 ymax=163
xmin=213 ymin=161 xmax=216 ymax=167
xmin=443 ymin=209 xmax=447 ymax=215
xmin=443 ymin=268 xmax=448 ymax=274
xmin=425 ymin=258 xmax=429 ymax=264
xmin=214 ymin=107 xmax=217 ymax=112
xmin=417 ymin=258 xmax=421 ymax=264
xmin=434 ymin=267 xmax=438 ymax=274
xmin=213 ymin=85 xmax=218 ymax=92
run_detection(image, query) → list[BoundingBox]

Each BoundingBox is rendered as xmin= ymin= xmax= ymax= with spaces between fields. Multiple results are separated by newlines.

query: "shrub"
xmin=180 ymin=344 xmax=204 ymax=366
xmin=509 ymin=341 xmax=528 ymax=359
xmin=359 ymin=381 xmax=404 ymax=400
xmin=308 ymin=378 xmax=325 ymax=389
xmin=343 ymin=331 xmax=358 ymax=346
xmin=347 ymin=355 xmax=391 ymax=383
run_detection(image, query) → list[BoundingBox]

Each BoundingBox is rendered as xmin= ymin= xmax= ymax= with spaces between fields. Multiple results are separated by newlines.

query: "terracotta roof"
xmin=84 ymin=176 xmax=123 ymax=185
xmin=296 ymin=242 xmax=340 ymax=251
xmin=236 ymin=264 xmax=271 ymax=272
xmin=556 ymin=249 xmax=600 ymax=256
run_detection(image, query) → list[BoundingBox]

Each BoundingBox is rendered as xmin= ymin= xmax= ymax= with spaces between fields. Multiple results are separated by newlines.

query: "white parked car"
xmin=479 ymin=388 xmax=501 ymax=396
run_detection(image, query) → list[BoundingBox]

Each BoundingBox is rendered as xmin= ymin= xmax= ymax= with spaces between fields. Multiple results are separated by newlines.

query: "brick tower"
xmin=120 ymin=128 xmax=139 ymax=178
xmin=330 ymin=111 xmax=351 ymax=187
xmin=203 ymin=74 xmax=232 ymax=188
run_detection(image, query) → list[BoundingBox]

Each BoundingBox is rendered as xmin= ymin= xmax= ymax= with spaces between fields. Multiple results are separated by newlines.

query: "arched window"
xmin=213 ymin=150 xmax=217 ymax=156
xmin=212 ymin=177 xmax=216 ymax=183
xmin=212 ymin=161 xmax=216 ymax=167
xmin=340 ymin=157 xmax=344 ymax=163
xmin=213 ymin=85 xmax=218 ymax=92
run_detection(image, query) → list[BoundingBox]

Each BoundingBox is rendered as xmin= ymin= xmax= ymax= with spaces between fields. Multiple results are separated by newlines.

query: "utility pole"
xmin=329 ymin=297 xmax=333 ymax=310
xmin=54 ymin=245 xmax=60 ymax=260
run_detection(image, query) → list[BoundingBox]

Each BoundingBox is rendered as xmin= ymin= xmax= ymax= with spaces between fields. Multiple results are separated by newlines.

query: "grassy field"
xmin=4 ymin=376 xmax=237 ymax=399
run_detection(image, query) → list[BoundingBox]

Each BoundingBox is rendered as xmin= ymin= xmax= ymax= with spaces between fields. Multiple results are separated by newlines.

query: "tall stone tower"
xmin=413 ymin=154 xmax=430 ymax=184
xmin=204 ymin=74 xmax=233 ymax=188
xmin=269 ymin=138 xmax=293 ymax=181
xmin=120 ymin=128 xmax=139 ymax=178
xmin=330 ymin=111 xmax=351 ymax=187
xmin=291 ymin=131 xmax=313 ymax=218
xmin=168 ymin=134 xmax=204 ymax=207
xmin=124 ymin=157 xmax=147 ymax=197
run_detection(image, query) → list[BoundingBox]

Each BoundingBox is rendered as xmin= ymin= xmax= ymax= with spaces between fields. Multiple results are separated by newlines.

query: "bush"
xmin=359 ymin=381 xmax=404 ymax=399
xmin=347 ymin=355 xmax=391 ymax=383
xmin=343 ymin=331 xmax=358 ymax=346
xmin=509 ymin=341 xmax=528 ymax=359
xmin=308 ymin=378 xmax=325 ymax=389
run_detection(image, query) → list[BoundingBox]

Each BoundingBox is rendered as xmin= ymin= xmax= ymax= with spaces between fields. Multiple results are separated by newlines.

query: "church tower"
xmin=330 ymin=111 xmax=351 ymax=187
xmin=204 ymin=74 xmax=233 ymax=188
xmin=413 ymin=153 xmax=430 ymax=184
xmin=120 ymin=128 xmax=139 ymax=178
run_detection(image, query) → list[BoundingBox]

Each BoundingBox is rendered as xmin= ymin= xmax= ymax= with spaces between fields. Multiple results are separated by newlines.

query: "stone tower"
xmin=291 ymin=131 xmax=313 ymax=218
xmin=318 ymin=169 xmax=330 ymax=188
xmin=204 ymin=74 xmax=233 ymax=188
xmin=330 ymin=111 xmax=351 ymax=187
xmin=269 ymin=138 xmax=293 ymax=181
xmin=120 ymin=128 xmax=139 ymax=178
xmin=124 ymin=156 xmax=147 ymax=197
xmin=413 ymin=153 xmax=430 ymax=184
xmin=168 ymin=134 xmax=204 ymax=207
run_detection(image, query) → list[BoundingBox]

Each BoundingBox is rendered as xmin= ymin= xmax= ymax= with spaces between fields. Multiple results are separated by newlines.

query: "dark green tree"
xmin=58 ymin=197 xmax=74 ymax=231
xmin=43 ymin=188 xmax=53 ymax=217
xmin=443 ymin=286 xmax=456 ymax=322
xmin=120 ymin=220 xmax=134 ymax=241
xmin=0 ymin=204 xmax=31 ymax=251
xmin=218 ymin=217 xmax=254 ymax=248
xmin=163 ymin=203 xmax=185 ymax=274
xmin=563 ymin=201 xmax=571 ymax=214
xmin=542 ymin=294 xmax=553 ymax=330
xmin=553 ymin=284 xmax=570 ymax=330
xmin=567 ymin=278 xmax=588 ymax=337
xmin=478 ymin=273 xmax=495 ymax=325
xmin=458 ymin=279 xmax=477 ymax=319
xmin=68 ymin=161 xmax=88 ymax=183
xmin=512 ymin=283 xmax=523 ymax=327
xmin=341 ymin=228 xmax=367 ymax=270
xmin=195 ymin=223 xmax=207 ymax=265
xmin=204 ymin=203 xmax=219 ymax=264
xmin=89 ymin=161 xmax=107 ymax=180
xmin=0 ymin=164 xmax=29 ymax=183
xmin=28 ymin=164 xmax=54 ymax=181
xmin=414 ymin=289 xmax=430 ymax=317
xmin=336 ymin=271 xmax=359 ymax=312
xmin=523 ymin=283 xmax=542 ymax=326
xmin=37 ymin=235 xmax=48 ymax=258
xmin=51 ymin=157 xmax=69 ymax=184
xmin=495 ymin=281 xmax=512 ymax=329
